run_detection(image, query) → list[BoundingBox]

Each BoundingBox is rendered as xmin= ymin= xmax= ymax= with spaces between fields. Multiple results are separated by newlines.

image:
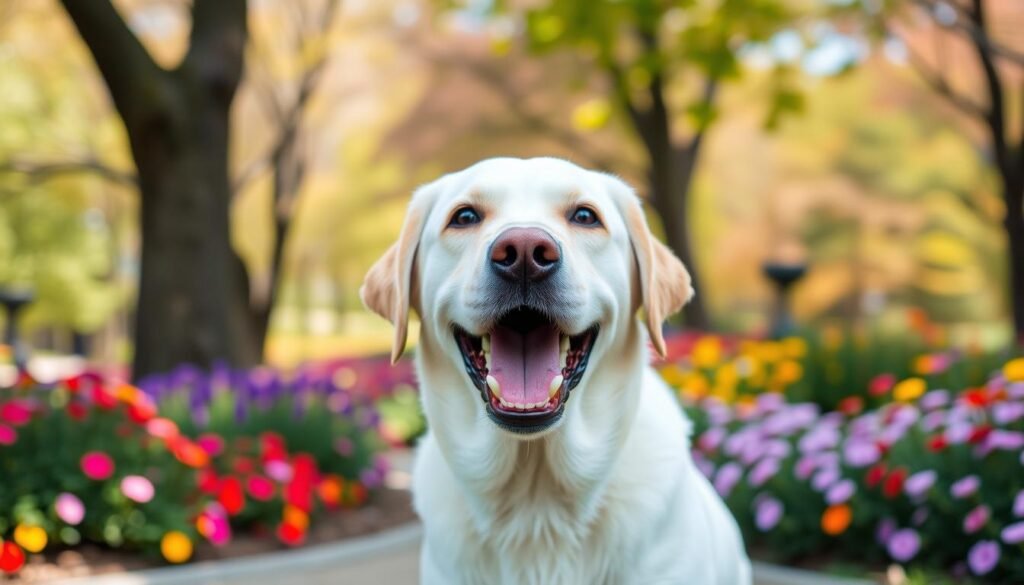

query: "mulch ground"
xmin=9 ymin=488 xmax=417 ymax=583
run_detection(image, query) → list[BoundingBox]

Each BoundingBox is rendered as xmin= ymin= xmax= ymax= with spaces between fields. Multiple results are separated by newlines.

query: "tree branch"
xmin=57 ymin=0 xmax=168 ymax=126
xmin=0 ymin=158 xmax=138 ymax=187
xmin=914 ymin=0 xmax=1024 ymax=68
xmin=968 ymin=0 xmax=1009 ymax=176
xmin=901 ymin=35 xmax=988 ymax=119
xmin=181 ymin=0 xmax=248 ymax=104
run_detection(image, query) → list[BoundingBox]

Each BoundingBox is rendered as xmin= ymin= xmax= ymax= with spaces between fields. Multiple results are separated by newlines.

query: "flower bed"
xmin=684 ymin=358 xmax=1024 ymax=583
xmin=0 ymin=362 xmax=402 ymax=577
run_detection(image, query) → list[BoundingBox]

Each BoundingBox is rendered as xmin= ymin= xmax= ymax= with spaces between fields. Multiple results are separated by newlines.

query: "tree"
xmin=879 ymin=0 xmax=1024 ymax=341
xmin=58 ymin=0 xmax=256 ymax=378
xmin=478 ymin=0 xmax=801 ymax=328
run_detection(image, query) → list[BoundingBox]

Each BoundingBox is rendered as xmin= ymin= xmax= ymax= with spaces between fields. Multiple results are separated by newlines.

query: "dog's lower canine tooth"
xmin=486 ymin=375 xmax=501 ymax=398
xmin=482 ymin=335 xmax=491 ymax=353
xmin=549 ymin=375 xmax=563 ymax=399
xmin=560 ymin=336 xmax=569 ymax=353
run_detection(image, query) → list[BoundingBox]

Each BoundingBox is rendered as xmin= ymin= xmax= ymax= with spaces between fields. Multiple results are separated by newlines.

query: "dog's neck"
xmin=416 ymin=325 xmax=648 ymax=536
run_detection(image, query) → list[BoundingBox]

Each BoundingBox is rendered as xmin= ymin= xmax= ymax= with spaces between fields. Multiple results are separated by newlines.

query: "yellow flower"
xmin=681 ymin=373 xmax=709 ymax=400
xmin=774 ymin=360 xmax=804 ymax=386
xmin=160 ymin=531 xmax=193 ymax=564
xmin=14 ymin=524 xmax=47 ymax=553
xmin=756 ymin=341 xmax=783 ymax=364
xmin=571 ymin=98 xmax=612 ymax=132
xmin=781 ymin=337 xmax=808 ymax=359
xmin=1004 ymin=358 xmax=1024 ymax=383
xmin=893 ymin=377 xmax=927 ymax=402
xmin=659 ymin=364 xmax=688 ymax=387
xmin=716 ymin=363 xmax=739 ymax=389
xmin=115 ymin=383 xmax=140 ymax=404
xmin=711 ymin=382 xmax=736 ymax=403
xmin=691 ymin=337 xmax=723 ymax=369
xmin=913 ymin=355 xmax=934 ymax=376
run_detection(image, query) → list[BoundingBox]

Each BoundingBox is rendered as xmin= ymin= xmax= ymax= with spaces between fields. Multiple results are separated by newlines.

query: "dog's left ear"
xmin=360 ymin=182 xmax=438 ymax=364
xmin=607 ymin=176 xmax=694 ymax=357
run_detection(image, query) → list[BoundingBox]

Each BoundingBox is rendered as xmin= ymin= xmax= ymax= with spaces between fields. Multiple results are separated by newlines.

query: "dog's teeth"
xmin=560 ymin=336 xmax=570 ymax=352
xmin=499 ymin=397 xmax=511 ymax=408
xmin=549 ymin=375 xmax=563 ymax=399
xmin=482 ymin=335 xmax=490 ymax=353
xmin=486 ymin=375 xmax=501 ymax=398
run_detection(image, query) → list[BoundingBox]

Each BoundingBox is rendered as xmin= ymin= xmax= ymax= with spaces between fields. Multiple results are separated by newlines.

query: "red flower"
xmin=961 ymin=388 xmax=993 ymax=408
xmin=233 ymin=457 xmax=256 ymax=476
xmin=0 ymin=401 xmax=33 ymax=426
xmin=276 ymin=521 xmax=306 ymax=547
xmin=866 ymin=463 xmax=887 ymax=488
xmin=837 ymin=396 xmax=863 ymax=416
xmin=66 ymin=402 xmax=88 ymax=421
xmin=127 ymin=399 xmax=157 ymax=424
xmin=346 ymin=482 xmax=368 ymax=507
xmin=284 ymin=454 xmax=319 ymax=513
xmin=927 ymin=435 xmax=948 ymax=452
xmin=197 ymin=468 xmax=221 ymax=495
xmin=260 ymin=432 xmax=287 ymax=462
xmin=0 ymin=540 xmax=25 ymax=574
xmin=868 ymin=373 xmax=896 ymax=397
xmin=92 ymin=385 xmax=118 ymax=410
xmin=217 ymin=477 xmax=246 ymax=516
xmin=968 ymin=425 xmax=992 ymax=445
xmin=882 ymin=467 xmax=907 ymax=499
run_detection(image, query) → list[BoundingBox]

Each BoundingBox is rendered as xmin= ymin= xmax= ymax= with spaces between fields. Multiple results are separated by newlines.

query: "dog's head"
xmin=361 ymin=158 xmax=692 ymax=438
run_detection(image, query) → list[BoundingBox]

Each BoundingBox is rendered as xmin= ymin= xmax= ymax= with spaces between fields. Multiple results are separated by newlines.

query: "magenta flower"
xmin=0 ymin=423 xmax=17 ymax=446
xmin=963 ymin=505 xmax=990 ymax=534
xmin=754 ymin=497 xmax=783 ymax=532
xmin=876 ymin=517 xmax=897 ymax=546
xmin=80 ymin=451 xmax=115 ymax=480
xmin=904 ymin=470 xmax=937 ymax=499
xmin=826 ymin=479 xmax=856 ymax=505
xmin=54 ymin=493 xmax=85 ymax=525
xmin=967 ymin=540 xmax=1000 ymax=576
xmin=265 ymin=460 xmax=293 ymax=483
xmin=887 ymin=528 xmax=921 ymax=562
xmin=951 ymin=475 xmax=980 ymax=499
xmin=121 ymin=475 xmax=155 ymax=504
xmin=1002 ymin=521 xmax=1024 ymax=545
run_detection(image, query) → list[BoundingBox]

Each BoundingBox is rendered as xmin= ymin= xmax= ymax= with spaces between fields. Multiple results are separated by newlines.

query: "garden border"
xmin=48 ymin=520 xmax=876 ymax=585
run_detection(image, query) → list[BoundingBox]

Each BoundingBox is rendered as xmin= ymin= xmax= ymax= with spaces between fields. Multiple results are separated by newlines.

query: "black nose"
xmin=489 ymin=227 xmax=561 ymax=283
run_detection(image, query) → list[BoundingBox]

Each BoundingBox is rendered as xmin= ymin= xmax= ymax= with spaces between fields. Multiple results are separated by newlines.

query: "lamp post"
xmin=762 ymin=262 xmax=807 ymax=339
xmin=0 ymin=287 xmax=35 ymax=370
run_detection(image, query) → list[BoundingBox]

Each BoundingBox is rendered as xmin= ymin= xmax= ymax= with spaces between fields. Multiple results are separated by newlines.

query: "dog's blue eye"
xmin=450 ymin=207 xmax=482 ymax=227
xmin=570 ymin=206 xmax=600 ymax=226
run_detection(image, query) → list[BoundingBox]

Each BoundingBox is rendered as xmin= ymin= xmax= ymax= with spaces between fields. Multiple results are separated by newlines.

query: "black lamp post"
xmin=762 ymin=262 xmax=807 ymax=339
xmin=0 ymin=287 xmax=35 ymax=370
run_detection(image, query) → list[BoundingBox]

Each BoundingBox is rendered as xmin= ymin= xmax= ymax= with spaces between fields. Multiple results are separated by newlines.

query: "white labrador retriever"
xmin=362 ymin=158 xmax=750 ymax=585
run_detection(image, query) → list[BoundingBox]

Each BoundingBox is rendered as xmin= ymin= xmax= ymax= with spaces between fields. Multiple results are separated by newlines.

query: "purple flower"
xmin=698 ymin=427 xmax=726 ymax=452
xmin=843 ymin=439 xmax=881 ymax=467
xmin=920 ymin=389 xmax=950 ymax=411
xmin=1001 ymin=521 xmax=1024 ymax=545
xmin=904 ymin=470 xmax=937 ymax=499
xmin=795 ymin=455 xmax=817 ymax=480
xmin=798 ymin=425 xmax=840 ymax=453
xmin=811 ymin=466 xmax=840 ymax=492
xmin=826 ymin=479 xmax=856 ymax=505
xmin=693 ymin=453 xmax=715 ymax=479
xmin=714 ymin=462 xmax=743 ymax=498
xmin=1014 ymin=490 xmax=1024 ymax=517
xmin=963 ymin=505 xmax=990 ymax=534
xmin=967 ymin=540 xmax=1000 ymax=576
xmin=754 ymin=497 xmax=784 ymax=532
xmin=912 ymin=507 xmax=930 ymax=526
xmin=887 ymin=528 xmax=921 ymax=562
xmin=984 ymin=430 xmax=1024 ymax=451
xmin=951 ymin=475 xmax=980 ymax=499
xmin=876 ymin=517 xmax=896 ymax=546
xmin=749 ymin=457 xmax=781 ymax=487
xmin=920 ymin=411 xmax=947 ymax=432
xmin=992 ymin=401 xmax=1024 ymax=425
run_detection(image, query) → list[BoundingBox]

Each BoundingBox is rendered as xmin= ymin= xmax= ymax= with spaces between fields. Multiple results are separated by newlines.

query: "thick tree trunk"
xmin=647 ymin=143 xmax=710 ymax=330
xmin=1004 ymin=175 xmax=1024 ymax=344
xmin=130 ymin=82 xmax=258 ymax=378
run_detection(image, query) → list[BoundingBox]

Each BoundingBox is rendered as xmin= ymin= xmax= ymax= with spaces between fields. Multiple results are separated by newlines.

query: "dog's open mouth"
xmin=454 ymin=307 xmax=598 ymax=434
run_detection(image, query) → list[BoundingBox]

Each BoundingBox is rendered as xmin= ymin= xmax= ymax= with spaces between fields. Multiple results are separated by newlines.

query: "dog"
xmin=361 ymin=158 xmax=751 ymax=585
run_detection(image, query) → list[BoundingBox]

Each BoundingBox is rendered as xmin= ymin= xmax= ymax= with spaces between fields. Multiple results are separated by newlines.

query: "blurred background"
xmin=0 ymin=0 xmax=1022 ymax=379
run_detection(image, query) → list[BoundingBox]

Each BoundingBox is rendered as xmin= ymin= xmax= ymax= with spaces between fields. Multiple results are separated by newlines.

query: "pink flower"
xmin=826 ymin=479 xmax=856 ymax=505
xmin=967 ymin=540 xmax=1000 ymax=576
xmin=196 ymin=503 xmax=232 ymax=546
xmin=265 ymin=459 xmax=293 ymax=483
xmin=1001 ymin=521 xmax=1024 ymax=545
xmin=80 ymin=451 xmax=115 ymax=480
xmin=754 ymin=497 xmax=783 ymax=532
xmin=120 ymin=475 xmax=155 ymax=503
xmin=713 ymin=462 xmax=743 ymax=498
xmin=1014 ymin=490 xmax=1024 ymax=517
xmin=951 ymin=475 xmax=980 ymax=499
xmin=843 ymin=439 xmax=881 ymax=467
xmin=904 ymin=470 xmax=937 ymax=499
xmin=54 ymin=493 xmax=85 ymax=525
xmin=963 ymin=505 xmax=990 ymax=534
xmin=0 ymin=424 xmax=17 ymax=446
xmin=748 ymin=457 xmax=780 ymax=487
xmin=197 ymin=434 xmax=225 ymax=457
xmin=876 ymin=517 xmax=897 ymax=546
xmin=0 ymin=401 xmax=32 ymax=425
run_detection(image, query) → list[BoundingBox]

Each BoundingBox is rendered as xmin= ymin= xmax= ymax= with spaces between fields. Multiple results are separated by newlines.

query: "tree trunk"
xmin=1004 ymin=174 xmax=1024 ymax=344
xmin=643 ymin=138 xmax=709 ymax=329
xmin=60 ymin=0 xmax=256 ymax=380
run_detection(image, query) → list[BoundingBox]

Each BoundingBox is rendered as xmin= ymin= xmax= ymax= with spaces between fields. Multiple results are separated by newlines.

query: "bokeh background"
xmin=2 ymin=0 xmax=1024 ymax=581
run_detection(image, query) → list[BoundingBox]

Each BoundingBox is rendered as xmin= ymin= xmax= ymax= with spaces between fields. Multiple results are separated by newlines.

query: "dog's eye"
xmin=449 ymin=206 xmax=482 ymax=227
xmin=570 ymin=206 xmax=600 ymax=227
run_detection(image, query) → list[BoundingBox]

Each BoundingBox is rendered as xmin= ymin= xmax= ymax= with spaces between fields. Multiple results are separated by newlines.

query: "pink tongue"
xmin=490 ymin=324 xmax=561 ymax=405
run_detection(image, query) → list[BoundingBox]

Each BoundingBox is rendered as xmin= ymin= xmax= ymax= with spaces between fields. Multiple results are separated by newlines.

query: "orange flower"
xmin=318 ymin=475 xmax=345 ymax=508
xmin=821 ymin=504 xmax=852 ymax=536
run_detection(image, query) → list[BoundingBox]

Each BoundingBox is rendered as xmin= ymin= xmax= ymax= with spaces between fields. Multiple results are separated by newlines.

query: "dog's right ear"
xmin=360 ymin=183 xmax=438 ymax=364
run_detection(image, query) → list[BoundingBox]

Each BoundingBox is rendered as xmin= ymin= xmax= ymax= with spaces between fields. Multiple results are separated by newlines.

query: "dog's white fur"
xmin=362 ymin=158 xmax=751 ymax=585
